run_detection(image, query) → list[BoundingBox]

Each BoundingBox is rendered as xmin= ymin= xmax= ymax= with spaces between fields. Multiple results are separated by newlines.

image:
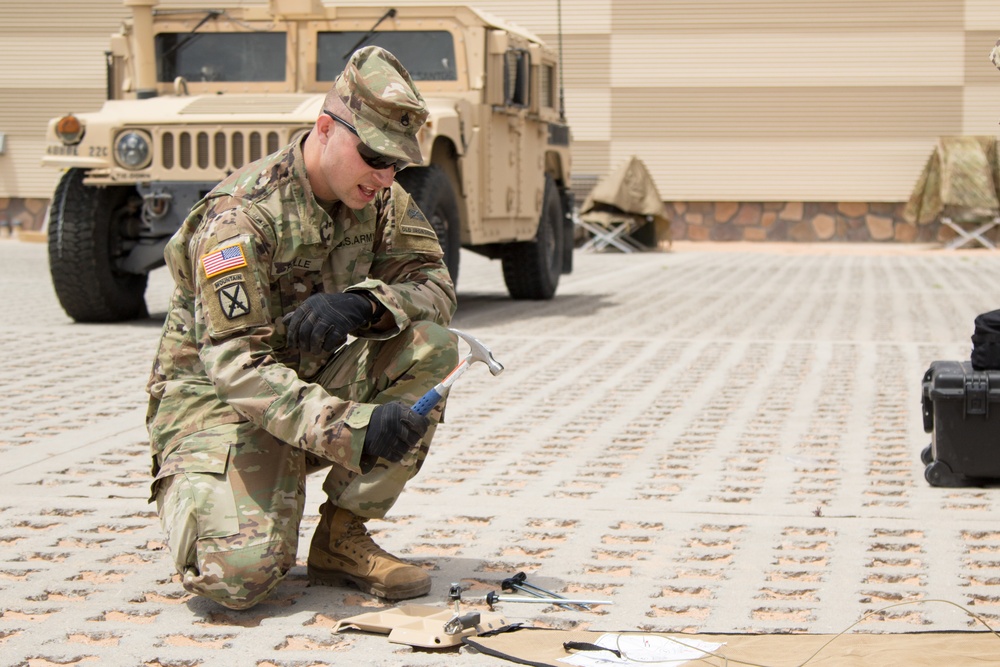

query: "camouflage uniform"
xmin=146 ymin=48 xmax=457 ymax=610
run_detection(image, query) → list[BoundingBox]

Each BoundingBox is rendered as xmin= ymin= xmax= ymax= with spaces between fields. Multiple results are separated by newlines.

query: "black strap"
xmin=563 ymin=640 xmax=622 ymax=658
xmin=476 ymin=622 xmax=526 ymax=638
xmin=462 ymin=625 xmax=552 ymax=667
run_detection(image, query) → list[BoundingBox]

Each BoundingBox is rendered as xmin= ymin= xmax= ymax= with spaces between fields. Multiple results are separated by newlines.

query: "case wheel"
xmin=924 ymin=459 xmax=968 ymax=487
xmin=920 ymin=444 xmax=933 ymax=466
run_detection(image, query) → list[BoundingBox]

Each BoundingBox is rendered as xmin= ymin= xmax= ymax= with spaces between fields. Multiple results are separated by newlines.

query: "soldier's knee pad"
xmin=406 ymin=321 xmax=459 ymax=368
xmin=185 ymin=540 xmax=294 ymax=610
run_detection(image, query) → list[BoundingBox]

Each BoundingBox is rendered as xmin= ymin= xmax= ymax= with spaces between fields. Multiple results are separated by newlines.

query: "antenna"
xmin=557 ymin=0 xmax=566 ymax=122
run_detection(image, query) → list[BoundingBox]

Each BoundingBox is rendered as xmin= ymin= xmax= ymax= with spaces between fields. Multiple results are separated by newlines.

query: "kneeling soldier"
xmin=146 ymin=46 xmax=457 ymax=609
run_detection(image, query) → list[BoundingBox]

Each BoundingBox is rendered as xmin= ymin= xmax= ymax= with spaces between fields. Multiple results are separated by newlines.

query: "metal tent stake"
xmin=484 ymin=591 xmax=612 ymax=608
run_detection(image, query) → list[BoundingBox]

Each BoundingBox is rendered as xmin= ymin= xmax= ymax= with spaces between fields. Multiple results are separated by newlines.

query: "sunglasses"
xmin=323 ymin=110 xmax=410 ymax=172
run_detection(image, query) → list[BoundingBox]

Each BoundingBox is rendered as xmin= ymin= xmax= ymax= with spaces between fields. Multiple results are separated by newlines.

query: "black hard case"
xmin=921 ymin=360 xmax=1000 ymax=486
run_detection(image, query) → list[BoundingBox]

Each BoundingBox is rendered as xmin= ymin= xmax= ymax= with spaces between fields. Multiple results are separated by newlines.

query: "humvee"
xmin=41 ymin=0 xmax=573 ymax=322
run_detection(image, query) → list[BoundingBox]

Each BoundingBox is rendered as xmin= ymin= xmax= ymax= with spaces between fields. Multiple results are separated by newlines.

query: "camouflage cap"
xmin=334 ymin=46 xmax=428 ymax=165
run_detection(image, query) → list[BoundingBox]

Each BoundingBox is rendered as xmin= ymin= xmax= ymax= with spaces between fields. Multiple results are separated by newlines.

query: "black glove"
xmin=363 ymin=402 xmax=430 ymax=463
xmin=282 ymin=292 xmax=375 ymax=354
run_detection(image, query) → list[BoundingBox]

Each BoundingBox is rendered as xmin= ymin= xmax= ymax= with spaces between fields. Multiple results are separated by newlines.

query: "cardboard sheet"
xmin=464 ymin=627 xmax=1000 ymax=667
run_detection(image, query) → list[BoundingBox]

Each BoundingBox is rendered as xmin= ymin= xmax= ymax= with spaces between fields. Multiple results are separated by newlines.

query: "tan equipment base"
xmin=333 ymin=604 xmax=508 ymax=649
xmin=463 ymin=627 xmax=1000 ymax=666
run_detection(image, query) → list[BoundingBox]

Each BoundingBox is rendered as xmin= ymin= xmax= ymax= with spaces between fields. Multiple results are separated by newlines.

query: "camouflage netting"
xmin=904 ymin=136 xmax=1000 ymax=225
xmin=580 ymin=156 xmax=670 ymax=242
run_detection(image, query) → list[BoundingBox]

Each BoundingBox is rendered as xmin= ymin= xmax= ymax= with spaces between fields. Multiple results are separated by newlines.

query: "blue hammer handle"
xmin=411 ymin=328 xmax=503 ymax=416
xmin=412 ymin=357 xmax=471 ymax=416
xmin=412 ymin=387 xmax=444 ymax=416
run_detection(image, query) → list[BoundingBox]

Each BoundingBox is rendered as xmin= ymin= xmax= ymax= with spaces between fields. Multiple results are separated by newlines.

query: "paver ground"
xmin=1 ymin=238 xmax=999 ymax=666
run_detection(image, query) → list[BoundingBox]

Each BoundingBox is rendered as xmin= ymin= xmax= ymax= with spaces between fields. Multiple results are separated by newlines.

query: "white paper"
xmin=558 ymin=633 xmax=724 ymax=666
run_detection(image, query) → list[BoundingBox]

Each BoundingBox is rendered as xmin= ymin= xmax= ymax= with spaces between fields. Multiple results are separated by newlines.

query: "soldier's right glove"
xmin=363 ymin=402 xmax=430 ymax=463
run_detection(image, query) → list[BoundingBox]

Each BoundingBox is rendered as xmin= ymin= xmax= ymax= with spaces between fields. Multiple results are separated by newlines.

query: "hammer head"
xmin=449 ymin=328 xmax=504 ymax=376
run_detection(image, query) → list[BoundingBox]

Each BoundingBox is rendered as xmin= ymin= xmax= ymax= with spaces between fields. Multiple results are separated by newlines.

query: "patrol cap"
xmin=334 ymin=46 xmax=428 ymax=165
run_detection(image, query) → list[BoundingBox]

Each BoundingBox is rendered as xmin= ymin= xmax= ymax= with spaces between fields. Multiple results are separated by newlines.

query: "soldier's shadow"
xmin=138 ymin=312 xmax=169 ymax=326
xmin=181 ymin=555 xmax=589 ymax=627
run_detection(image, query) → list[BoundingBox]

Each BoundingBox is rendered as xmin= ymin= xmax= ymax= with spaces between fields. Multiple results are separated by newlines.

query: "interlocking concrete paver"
xmin=1 ymin=238 xmax=999 ymax=666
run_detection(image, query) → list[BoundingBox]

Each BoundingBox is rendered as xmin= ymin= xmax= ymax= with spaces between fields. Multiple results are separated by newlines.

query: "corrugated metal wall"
xmin=0 ymin=0 xmax=224 ymax=199
xmin=489 ymin=0 xmax=1000 ymax=201
xmin=2 ymin=0 xmax=999 ymax=203
xmin=0 ymin=1 xmax=130 ymax=197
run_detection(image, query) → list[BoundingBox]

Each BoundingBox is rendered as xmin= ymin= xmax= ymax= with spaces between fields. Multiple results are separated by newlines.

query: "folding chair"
xmin=904 ymin=137 xmax=1000 ymax=249
xmin=941 ymin=216 xmax=1000 ymax=249
xmin=576 ymin=156 xmax=668 ymax=253
xmin=576 ymin=207 xmax=652 ymax=253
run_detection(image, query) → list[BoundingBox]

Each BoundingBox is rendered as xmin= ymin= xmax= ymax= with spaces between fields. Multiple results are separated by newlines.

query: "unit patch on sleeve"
xmin=390 ymin=201 xmax=442 ymax=254
xmin=203 ymin=268 xmax=267 ymax=337
xmin=400 ymin=207 xmax=438 ymax=240
xmin=214 ymin=274 xmax=251 ymax=320
xmin=201 ymin=243 xmax=247 ymax=278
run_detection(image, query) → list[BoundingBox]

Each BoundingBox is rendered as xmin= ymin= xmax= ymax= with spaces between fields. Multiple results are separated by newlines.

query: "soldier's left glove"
xmin=363 ymin=402 xmax=430 ymax=463
xmin=283 ymin=292 xmax=377 ymax=354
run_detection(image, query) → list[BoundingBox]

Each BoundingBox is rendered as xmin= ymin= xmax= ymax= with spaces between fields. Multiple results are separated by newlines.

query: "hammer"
xmin=412 ymin=328 xmax=504 ymax=416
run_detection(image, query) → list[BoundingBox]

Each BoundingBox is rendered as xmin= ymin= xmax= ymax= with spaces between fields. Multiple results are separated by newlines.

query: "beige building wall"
xmin=2 ymin=0 xmax=999 ymax=238
xmin=0 ymin=2 xmax=129 ymax=199
xmin=575 ymin=0 xmax=994 ymax=203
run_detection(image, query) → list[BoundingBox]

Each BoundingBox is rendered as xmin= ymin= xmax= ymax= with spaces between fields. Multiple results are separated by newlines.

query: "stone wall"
xmin=4 ymin=196 xmax=995 ymax=247
xmin=0 ymin=198 xmax=48 ymax=235
xmin=663 ymin=201 xmax=991 ymax=245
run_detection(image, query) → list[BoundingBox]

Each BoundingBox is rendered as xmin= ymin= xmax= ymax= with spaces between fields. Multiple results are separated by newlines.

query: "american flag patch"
xmin=201 ymin=244 xmax=247 ymax=278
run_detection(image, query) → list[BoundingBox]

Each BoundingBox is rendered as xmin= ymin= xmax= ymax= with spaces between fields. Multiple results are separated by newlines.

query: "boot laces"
xmin=338 ymin=516 xmax=396 ymax=560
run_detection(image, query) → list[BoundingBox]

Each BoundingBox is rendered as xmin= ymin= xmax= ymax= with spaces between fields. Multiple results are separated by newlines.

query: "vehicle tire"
xmin=395 ymin=165 xmax=461 ymax=286
xmin=47 ymin=168 xmax=148 ymax=322
xmin=502 ymin=175 xmax=562 ymax=300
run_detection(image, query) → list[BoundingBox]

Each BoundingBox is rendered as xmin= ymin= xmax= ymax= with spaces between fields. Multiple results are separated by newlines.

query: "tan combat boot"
xmin=307 ymin=503 xmax=431 ymax=600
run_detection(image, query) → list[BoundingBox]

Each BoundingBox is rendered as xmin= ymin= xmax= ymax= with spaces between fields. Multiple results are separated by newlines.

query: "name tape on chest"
xmin=201 ymin=243 xmax=247 ymax=278
xmin=292 ymin=257 xmax=324 ymax=271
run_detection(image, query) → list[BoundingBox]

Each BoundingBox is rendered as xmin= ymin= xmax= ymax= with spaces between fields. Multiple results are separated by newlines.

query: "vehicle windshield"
xmin=155 ymin=32 xmax=287 ymax=82
xmin=317 ymin=31 xmax=456 ymax=81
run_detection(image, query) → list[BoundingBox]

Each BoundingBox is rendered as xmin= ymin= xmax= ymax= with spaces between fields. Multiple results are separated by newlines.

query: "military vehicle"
xmin=41 ymin=0 xmax=573 ymax=322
